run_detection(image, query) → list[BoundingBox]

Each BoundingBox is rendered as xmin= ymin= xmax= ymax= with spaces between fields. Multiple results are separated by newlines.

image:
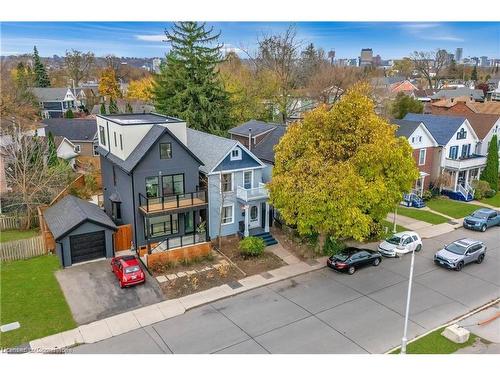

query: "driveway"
xmin=72 ymin=227 xmax=500 ymax=354
xmin=56 ymin=259 xmax=164 ymax=325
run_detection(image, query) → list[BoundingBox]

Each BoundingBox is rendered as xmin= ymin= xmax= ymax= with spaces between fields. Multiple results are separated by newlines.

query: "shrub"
xmin=322 ymin=236 xmax=345 ymax=256
xmin=239 ymin=236 xmax=265 ymax=257
xmin=472 ymin=180 xmax=492 ymax=200
xmin=421 ymin=190 xmax=433 ymax=201
xmin=484 ymin=189 xmax=496 ymax=198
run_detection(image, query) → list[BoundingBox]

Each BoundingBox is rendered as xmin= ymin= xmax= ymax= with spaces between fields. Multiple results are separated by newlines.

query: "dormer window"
xmin=230 ymin=148 xmax=241 ymax=161
xmin=456 ymin=128 xmax=467 ymax=140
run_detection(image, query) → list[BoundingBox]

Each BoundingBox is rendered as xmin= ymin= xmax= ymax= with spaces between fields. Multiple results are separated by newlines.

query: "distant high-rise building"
xmin=480 ymin=56 xmax=489 ymax=67
xmin=373 ymin=54 xmax=382 ymax=66
xmin=360 ymin=48 xmax=373 ymax=66
xmin=328 ymin=50 xmax=335 ymax=64
xmin=455 ymin=48 xmax=463 ymax=62
xmin=348 ymin=58 xmax=358 ymax=67
xmin=152 ymin=58 xmax=162 ymax=74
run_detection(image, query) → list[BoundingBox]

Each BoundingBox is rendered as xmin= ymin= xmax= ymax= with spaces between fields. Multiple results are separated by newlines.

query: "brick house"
xmin=228 ymin=120 xmax=279 ymax=150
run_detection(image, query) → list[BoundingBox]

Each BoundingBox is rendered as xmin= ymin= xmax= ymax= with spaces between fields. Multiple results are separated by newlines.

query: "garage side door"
xmin=69 ymin=231 xmax=106 ymax=264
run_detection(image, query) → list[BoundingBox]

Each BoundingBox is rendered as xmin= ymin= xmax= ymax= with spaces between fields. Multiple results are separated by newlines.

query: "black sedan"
xmin=327 ymin=247 xmax=382 ymax=275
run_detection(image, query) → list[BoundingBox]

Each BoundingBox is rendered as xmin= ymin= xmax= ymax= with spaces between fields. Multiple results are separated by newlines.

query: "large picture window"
xmin=160 ymin=143 xmax=172 ymax=159
xmin=145 ymin=176 xmax=159 ymax=198
xmin=162 ymin=174 xmax=184 ymax=196
xmin=148 ymin=214 xmax=179 ymax=237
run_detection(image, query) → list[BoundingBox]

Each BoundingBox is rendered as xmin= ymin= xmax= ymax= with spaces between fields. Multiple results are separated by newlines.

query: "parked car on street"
xmin=327 ymin=247 xmax=382 ymax=275
xmin=377 ymin=231 xmax=423 ymax=258
xmin=111 ymin=255 xmax=145 ymax=288
xmin=434 ymin=238 xmax=486 ymax=271
xmin=463 ymin=208 xmax=500 ymax=232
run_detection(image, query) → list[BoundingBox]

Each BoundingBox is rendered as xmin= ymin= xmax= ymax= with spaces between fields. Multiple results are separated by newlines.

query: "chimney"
xmin=248 ymin=128 xmax=252 ymax=151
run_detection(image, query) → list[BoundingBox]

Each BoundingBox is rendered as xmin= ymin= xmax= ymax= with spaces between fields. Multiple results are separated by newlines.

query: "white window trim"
xmin=230 ymin=147 xmax=242 ymax=161
xmin=243 ymin=170 xmax=253 ymax=189
xmin=220 ymin=172 xmax=234 ymax=193
xmin=418 ymin=149 xmax=426 ymax=166
xmin=221 ymin=204 xmax=234 ymax=225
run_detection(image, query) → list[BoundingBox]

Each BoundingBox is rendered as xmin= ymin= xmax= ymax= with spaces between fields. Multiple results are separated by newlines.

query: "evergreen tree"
xmin=65 ymin=109 xmax=74 ymax=118
xmin=47 ymin=132 xmax=58 ymax=167
xmin=108 ymin=98 xmax=119 ymax=114
xmin=153 ymin=22 xmax=232 ymax=134
xmin=391 ymin=92 xmax=424 ymax=119
xmin=480 ymin=134 xmax=499 ymax=191
xmin=471 ymin=64 xmax=478 ymax=82
xmin=100 ymin=102 xmax=107 ymax=115
xmin=33 ymin=46 xmax=51 ymax=87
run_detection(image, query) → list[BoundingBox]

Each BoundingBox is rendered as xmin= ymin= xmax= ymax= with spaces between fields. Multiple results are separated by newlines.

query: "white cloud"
xmin=426 ymin=35 xmax=465 ymax=42
xmin=135 ymin=34 xmax=167 ymax=42
xmin=402 ymin=23 xmax=440 ymax=30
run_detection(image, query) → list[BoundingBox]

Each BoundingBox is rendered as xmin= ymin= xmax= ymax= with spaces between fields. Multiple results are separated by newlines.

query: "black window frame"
xmin=456 ymin=128 xmax=467 ymax=140
xmin=162 ymin=173 xmax=185 ymax=196
xmin=159 ymin=142 xmax=172 ymax=159
xmin=99 ymin=125 xmax=106 ymax=146
xmin=145 ymin=176 xmax=160 ymax=198
xmin=114 ymin=132 xmax=117 ymax=147
xmin=119 ymin=134 xmax=123 ymax=150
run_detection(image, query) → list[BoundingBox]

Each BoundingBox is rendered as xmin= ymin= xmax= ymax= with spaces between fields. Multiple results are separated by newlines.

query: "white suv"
xmin=378 ymin=231 xmax=423 ymax=258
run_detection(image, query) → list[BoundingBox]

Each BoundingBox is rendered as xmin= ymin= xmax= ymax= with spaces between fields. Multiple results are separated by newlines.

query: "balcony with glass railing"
xmin=236 ymin=182 xmax=269 ymax=202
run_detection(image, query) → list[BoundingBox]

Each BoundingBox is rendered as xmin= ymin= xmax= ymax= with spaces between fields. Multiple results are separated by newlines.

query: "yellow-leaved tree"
xmin=268 ymin=83 xmax=419 ymax=245
xmin=126 ymin=76 xmax=154 ymax=102
xmin=98 ymin=67 xmax=121 ymax=99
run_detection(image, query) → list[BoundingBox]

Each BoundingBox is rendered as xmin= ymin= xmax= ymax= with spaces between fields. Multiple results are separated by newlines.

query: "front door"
xmin=458 ymin=170 xmax=466 ymax=187
xmin=249 ymin=204 xmax=260 ymax=228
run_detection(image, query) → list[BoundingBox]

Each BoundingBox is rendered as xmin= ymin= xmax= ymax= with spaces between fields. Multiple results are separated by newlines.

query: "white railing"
xmin=444 ymin=155 xmax=487 ymax=170
xmin=457 ymin=184 xmax=468 ymax=199
xmin=236 ymin=182 xmax=269 ymax=202
xmin=465 ymin=181 xmax=475 ymax=197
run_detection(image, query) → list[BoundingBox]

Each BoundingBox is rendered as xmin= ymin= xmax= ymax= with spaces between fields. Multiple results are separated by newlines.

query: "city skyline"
xmin=1 ymin=21 xmax=499 ymax=59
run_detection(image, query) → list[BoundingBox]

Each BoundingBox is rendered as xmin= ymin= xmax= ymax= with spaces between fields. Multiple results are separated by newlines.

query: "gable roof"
xmin=32 ymin=87 xmax=73 ymax=101
xmin=403 ymin=113 xmax=468 ymax=146
xmin=228 ymin=120 xmax=278 ymax=137
xmin=446 ymin=113 xmax=499 ymax=140
xmin=251 ymin=126 xmax=287 ymax=164
xmin=186 ymin=128 xmax=238 ymax=174
xmin=44 ymin=195 xmax=117 ymax=240
xmin=431 ymin=87 xmax=484 ymax=101
xmin=41 ymin=118 xmax=97 ymax=141
xmin=393 ymin=120 xmax=422 ymax=138
xmin=466 ymin=101 xmax=500 ymax=115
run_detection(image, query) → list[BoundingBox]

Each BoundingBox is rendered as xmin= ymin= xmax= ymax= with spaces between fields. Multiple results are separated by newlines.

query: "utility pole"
xmin=393 ymin=205 xmax=398 ymax=233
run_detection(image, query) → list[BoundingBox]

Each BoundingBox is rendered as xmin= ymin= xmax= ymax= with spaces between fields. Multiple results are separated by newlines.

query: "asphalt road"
xmin=72 ymin=227 xmax=500 ymax=354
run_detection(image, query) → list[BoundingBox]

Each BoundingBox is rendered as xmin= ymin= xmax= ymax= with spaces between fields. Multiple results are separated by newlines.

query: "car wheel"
xmin=455 ymin=262 xmax=464 ymax=271
xmin=119 ymin=281 xmax=124 ymax=289
xmin=476 ymin=254 xmax=485 ymax=264
xmin=372 ymin=258 xmax=381 ymax=266
xmin=415 ymin=244 xmax=422 ymax=252
xmin=348 ymin=266 xmax=356 ymax=275
xmin=481 ymin=225 xmax=487 ymax=232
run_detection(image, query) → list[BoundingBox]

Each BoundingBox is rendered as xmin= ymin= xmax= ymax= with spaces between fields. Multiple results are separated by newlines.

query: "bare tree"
xmin=410 ymin=49 xmax=449 ymax=90
xmin=64 ymin=49 xmax=95 ymax=86
xmin=3 ymin=123 xmax=73 ymax=229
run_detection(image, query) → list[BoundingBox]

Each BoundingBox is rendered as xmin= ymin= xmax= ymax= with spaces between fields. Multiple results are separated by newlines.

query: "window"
xmin=119 ymin=134 xmax=123 ymax=150
xmin=148 ymin=214 xmax=179 ymax=237
xmin=93 ymin=143 xmax=99 ymax=156
xmin=243 ymin=171 xmax=252 ymax=189
xmin=456 ymin=128 xmax=467 ymax=140
xmin=112 ymin=202 xmax=122 ymax=220
xmin=160 ymin=143 xmax=172 ymax=159
xmin=112 ymin=166 xmax=117 ymax=186
xmin=418 ymin=149 xmax=426 ymax=165
xmin=184 ymin=212 xmax=194 ymax=233
xmin=449 ymin=146 xmax=459 ymax=160
xmin=162 ymin=174 xmax=184 ymax=196
xmin=461 ymin=144 xmax=471 ymax=158
xmin=230 ymin=148 xmax=241 ymax=161
xmin=74 ymin=144 xmax=81 ymax=153
xmin=145 ymin=176 xmax=159 ymax=198
xmin=418 ymin=136 xmax=422 ymax=142
xmin=221 ymin=205 xmax=234 ymax=225
xmin=114 ymin=132 xmax=117 ymax=147
xmin=99 ymin=125 xmax=106 ymax=146
xmin=221 ymin=173 xmax=233 ymax=192
xmin=411 ymin=137 xmax=415 ymax=144
xmin=250 ymin=205 xmax=258 ymax=221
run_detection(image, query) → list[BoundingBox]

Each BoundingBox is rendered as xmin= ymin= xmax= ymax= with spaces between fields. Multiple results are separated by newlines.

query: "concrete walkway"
xmin=386 ymin=211 xmax=463 ymax=239
xmin=464 ymin=200 xmax=498 ymax=210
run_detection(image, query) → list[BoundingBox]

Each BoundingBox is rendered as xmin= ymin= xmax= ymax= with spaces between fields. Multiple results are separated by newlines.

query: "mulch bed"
xmin=270 ymin=226 xmax=321 ymax=261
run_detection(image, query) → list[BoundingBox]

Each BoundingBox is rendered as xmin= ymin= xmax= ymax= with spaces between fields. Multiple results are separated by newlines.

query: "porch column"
xmin=244 ymin=205 xmax=250 ymax=237
xmin=264 ymin=202 xmax=270 ymax=233
xmin=465 ymin=169 xmax=470 ymax=186
xmin=453 ymin=171 xmax=459 ymax=192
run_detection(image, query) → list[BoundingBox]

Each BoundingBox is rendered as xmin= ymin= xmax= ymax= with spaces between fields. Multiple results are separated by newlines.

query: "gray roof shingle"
xmin=32 ymin=87 xmax=72 ymax=101
xmin=251 ymin=126 xmax=287 ymax=164
xmin=229 ymin=120 xmax=278 ymax=136
xmin=186 ymin=128 xmax=237 ymax=173
xmin=403 ymin=113 xmax=467 ymax=145
xmin=393 ymin=119 xmax=422 ymax=138
xmin=431 ymin=87 xmax=484 ymax=101
xmin=41 ymin=118 xmax=97 ymax=141
xmin=44 ymin=195 xmax=117 ymax=240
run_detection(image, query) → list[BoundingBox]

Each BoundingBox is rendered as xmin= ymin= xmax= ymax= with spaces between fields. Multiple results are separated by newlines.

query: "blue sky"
xmin=1 ymin=22 xmax=499 ymax=59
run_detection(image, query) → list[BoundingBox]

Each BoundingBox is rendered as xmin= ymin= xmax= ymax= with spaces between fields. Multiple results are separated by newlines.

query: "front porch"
xmin=441 ymin=167 xmax=482 ymax=201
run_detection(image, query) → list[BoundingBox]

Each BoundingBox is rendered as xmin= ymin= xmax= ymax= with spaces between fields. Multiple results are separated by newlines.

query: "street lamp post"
xmin=393 ymin=205 xmax=398 ymax=233
xmin=400 ymin=244 xmax=416 ymax=354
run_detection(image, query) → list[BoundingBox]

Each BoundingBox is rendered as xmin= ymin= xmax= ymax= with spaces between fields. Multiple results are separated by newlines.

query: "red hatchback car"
xmin=111 ymin=255 xmax=145 ymax=288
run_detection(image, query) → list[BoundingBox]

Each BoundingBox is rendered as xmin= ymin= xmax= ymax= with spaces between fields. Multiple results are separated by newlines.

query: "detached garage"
xmin=44 ymin=195 xmax=117 ymax=267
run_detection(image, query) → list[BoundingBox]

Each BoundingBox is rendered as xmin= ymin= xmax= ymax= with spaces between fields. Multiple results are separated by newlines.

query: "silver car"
xmin=434 ymin=238 xmax=486 ymax=271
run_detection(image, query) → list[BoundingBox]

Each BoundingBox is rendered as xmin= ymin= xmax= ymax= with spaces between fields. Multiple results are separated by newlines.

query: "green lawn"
xmin=426 ymin=198 xmax=484 ymax=219
xmin=0 ymin=255 xmax=76 ymax=348
xmin=480 ymin=192 xmax=500 ymax=208
xmin=390 ymin=328 xmax=478 ymax=354
xmin=0 ymin=229 xmax=39 ymax=243
xmin=397 ymin=207 xmax=449 ymax=225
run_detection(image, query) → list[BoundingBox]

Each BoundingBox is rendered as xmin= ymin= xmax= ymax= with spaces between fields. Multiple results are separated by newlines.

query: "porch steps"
xmin=442 ymin=190 xmax=474 ymax=202
xmin=252 ymin=232 xmax=278 ymax=247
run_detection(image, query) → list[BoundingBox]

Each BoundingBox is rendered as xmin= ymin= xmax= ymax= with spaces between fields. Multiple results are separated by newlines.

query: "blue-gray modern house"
xmin=97 ymin=113 xmax=275 ymax=256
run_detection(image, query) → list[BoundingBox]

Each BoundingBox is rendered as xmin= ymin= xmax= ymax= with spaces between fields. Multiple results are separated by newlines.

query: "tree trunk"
xmin=318 ymin=232 xmax=326 ymax=253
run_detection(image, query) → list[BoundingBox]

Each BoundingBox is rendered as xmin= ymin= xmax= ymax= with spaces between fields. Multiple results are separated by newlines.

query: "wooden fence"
xmin=0 ymin=215 xmax=39 ymax=231
xmin=114 ymin=224 xmax=133 ymax=252
xmin=0 ymin=235 xmax=46 ymax=262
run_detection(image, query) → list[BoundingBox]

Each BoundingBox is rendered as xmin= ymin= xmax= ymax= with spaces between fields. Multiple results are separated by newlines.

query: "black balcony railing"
xmin=139 ymin=190 xmax=207 ymax=213
xmin=150 ymin=232 xmax=208 ymax=253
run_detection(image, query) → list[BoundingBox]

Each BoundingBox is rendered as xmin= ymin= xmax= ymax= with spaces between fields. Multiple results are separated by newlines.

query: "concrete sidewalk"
xmin=29 ymin=245 xmax=327 ymax=351
xmin=386 ymin=212 xmax=463 ymax=239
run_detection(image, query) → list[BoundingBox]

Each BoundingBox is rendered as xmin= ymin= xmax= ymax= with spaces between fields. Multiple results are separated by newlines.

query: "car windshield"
xmin=445 ymin=243 xmax=468 ymax=255
xmin=386 ymin=235 xmax=401 ymax=245
xmin=472 ymin=211 xmax=488 ymax=219
xmin=125 ymin=265 xmax=140 ymax=274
